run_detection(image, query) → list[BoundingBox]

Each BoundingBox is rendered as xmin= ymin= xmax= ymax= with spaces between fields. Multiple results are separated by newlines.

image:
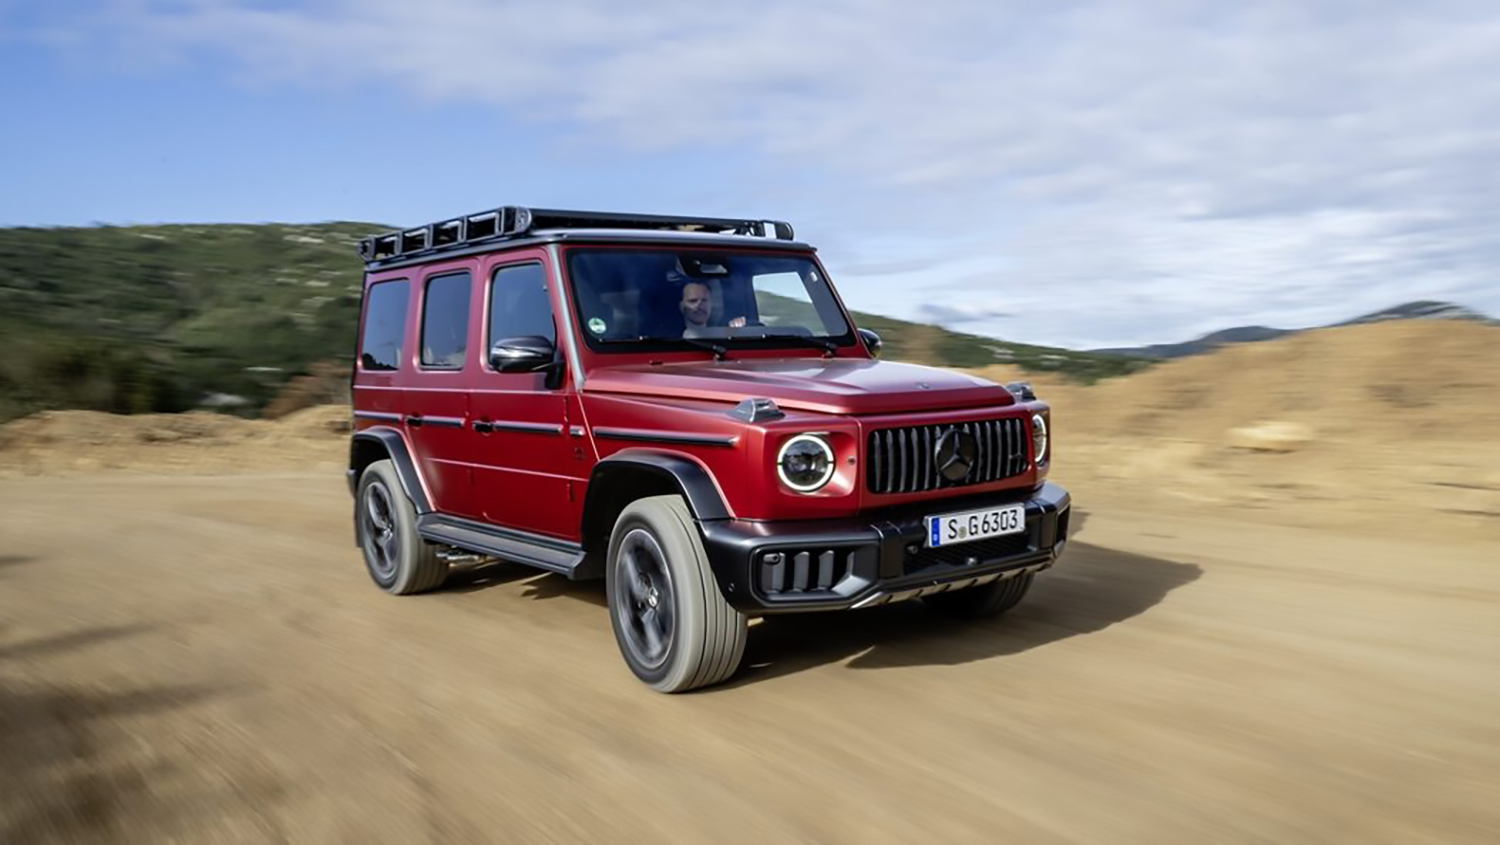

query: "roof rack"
xmin=357 ymin=206 xmax=796 ymax=263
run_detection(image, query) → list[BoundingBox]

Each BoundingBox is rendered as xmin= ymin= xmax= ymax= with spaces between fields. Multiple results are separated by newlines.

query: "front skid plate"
xmin=849 ymin=559 xmax=1054 ymax=609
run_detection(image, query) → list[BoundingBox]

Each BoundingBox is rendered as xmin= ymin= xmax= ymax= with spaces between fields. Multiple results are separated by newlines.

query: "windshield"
xmin=565 ymin=247 xmax=854 ymax=353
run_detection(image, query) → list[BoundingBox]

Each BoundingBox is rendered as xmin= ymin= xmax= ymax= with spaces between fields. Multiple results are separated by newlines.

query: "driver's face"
xmin=680 ymin=283 xmax=710 ymax=326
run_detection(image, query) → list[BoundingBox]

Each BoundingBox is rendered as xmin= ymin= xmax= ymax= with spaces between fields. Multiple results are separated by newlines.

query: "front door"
xmin=468 ymin=253 xmax=578 ymax=540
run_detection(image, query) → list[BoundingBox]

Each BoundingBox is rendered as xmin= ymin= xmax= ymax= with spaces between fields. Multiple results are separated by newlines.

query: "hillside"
xmin=981 ymin=320 xmax=1500 ymax=444
xmin=0 ymin=222 xmax=1147 ymax=422
xmin=970 ymin=319 xmax=1500 ymax=537
xmin=5 ymin=319 xmax=1497 ymax=540
xmin=0 ymin=222 xmax=380 ymax=422
xmin=1090 ymin=300 xmax=1495 ymax=359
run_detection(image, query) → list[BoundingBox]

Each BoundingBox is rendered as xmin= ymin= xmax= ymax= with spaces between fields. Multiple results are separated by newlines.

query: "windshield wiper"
xmin=762 ymin=333 xmax=838 ymax=357
xmin=634 ymin=335 xmax=729 ymax=361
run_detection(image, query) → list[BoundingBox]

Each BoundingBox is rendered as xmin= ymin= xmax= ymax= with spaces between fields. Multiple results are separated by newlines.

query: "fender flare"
xmin=349 ymin=427 xmax=433 ymax=514
xmin=580 ymin=449 xmax=731 ymax=542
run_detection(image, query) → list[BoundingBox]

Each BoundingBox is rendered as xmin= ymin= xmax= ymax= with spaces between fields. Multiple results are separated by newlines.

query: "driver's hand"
xmin=728 ymin=316 xmax=746 ymax=328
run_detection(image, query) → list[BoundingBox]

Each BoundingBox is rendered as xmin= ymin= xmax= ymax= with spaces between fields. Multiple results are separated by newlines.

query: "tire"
xmin=605 ymin=495 xmax=747 ymax=693
xmin=921 ymin=572 xmax=1035 ymax=619
xmin=355 ymin=459 xmax=447 ymax=595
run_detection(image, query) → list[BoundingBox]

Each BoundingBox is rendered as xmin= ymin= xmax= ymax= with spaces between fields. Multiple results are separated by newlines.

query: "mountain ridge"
xmin=1089 ymin=300 xmax=1495 ymax=359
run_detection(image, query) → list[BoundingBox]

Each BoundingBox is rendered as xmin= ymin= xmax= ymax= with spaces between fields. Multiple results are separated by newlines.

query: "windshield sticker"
xmin=588 ymin=317 xmax=607 ymax=334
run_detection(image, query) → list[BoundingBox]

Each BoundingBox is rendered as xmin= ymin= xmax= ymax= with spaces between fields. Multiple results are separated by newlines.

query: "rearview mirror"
xmin=489 ymin=336 xmax=556 ymax=373
xmin=857 ymin=328 xmax=882 ymax=358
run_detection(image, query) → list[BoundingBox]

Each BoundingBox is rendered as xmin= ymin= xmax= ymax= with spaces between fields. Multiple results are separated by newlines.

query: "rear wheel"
xmin=356 ymin=459 xmax=447 ymax=595
xmin=606 ymin=495 xmax=747 ymax=693
xmin=922 ymin=572 xmax=1035 ymax=619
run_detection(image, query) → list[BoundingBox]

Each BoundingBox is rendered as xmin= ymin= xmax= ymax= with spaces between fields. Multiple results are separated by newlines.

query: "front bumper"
xmin=700 ymin=482 xmax=1072 ymax=614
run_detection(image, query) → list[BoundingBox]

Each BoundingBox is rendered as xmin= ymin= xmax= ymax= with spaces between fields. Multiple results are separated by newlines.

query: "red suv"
xmin=348 ymin=207 xmax=1071 ymax=692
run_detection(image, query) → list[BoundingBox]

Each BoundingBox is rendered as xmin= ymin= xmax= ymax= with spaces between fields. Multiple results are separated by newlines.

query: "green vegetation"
xmin=0 ymin=222 xmax=378 ymax=421
xmin=0 ymin=222 xmax=1152 ymax=422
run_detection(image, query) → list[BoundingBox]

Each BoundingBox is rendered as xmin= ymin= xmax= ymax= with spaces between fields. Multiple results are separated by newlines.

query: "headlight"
xmin=1032 ymin=414 xmax=1048 ymax=464
xmin=777 ymin=434 xmax=835 ymax=493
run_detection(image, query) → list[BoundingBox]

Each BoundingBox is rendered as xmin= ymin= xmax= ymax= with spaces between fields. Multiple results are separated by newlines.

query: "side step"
xmin=416 ymin=515 xmax=600 ymax=580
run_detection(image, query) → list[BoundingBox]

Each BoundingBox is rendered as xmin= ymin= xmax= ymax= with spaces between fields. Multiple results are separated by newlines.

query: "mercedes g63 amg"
xmin=348 ymin=206 xmax=1071 ymax=692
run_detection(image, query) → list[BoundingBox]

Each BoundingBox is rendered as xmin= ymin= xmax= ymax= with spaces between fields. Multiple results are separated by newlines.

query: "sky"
xmin=3 ymin=0 xmax=1498 ymax=348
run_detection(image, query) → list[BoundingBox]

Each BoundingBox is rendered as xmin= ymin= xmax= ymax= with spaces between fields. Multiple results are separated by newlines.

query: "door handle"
xmin=405 ymin=415 xmax=423 ymax=427
xmin=473 ymin=420 xmax=494 ymax=434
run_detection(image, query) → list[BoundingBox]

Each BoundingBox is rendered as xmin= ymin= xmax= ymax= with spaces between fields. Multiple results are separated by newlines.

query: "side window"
xmin=488 ymin=263 xmax=555 ymax=350
xmin=420 ymin=271 xmax=472 ymax=368
xmin=359 ymin=279 xmax=409 ymax=371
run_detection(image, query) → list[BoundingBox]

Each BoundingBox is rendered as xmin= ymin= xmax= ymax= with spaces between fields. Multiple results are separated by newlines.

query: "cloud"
xmin=837 ymin=258 xmax=943 ymax=278
xmin=918 ymin=303 xmax=1014 ymax=325
xmin=35 ymin=0 xmax=1500 ymax=345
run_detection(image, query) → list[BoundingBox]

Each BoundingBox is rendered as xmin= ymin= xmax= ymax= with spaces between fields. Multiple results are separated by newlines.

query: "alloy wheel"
xmin=361 ymin=480 xmax=400 ymax=581
xmin=614 ymin=527 xmax=676 ymax=670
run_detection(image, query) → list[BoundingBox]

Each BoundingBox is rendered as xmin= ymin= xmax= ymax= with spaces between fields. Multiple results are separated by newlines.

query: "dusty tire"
xmin=355 ymin=459 xmax=447 ymax=595
xmin=922 ymin=572 xmax=1035 ymax=619
xmin=606 ymin=495 xmax=747 ymax=693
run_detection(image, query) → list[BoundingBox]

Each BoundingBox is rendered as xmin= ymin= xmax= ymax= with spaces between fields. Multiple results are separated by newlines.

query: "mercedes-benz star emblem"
xmin=934 ymin=428 xmax=978 ymax=482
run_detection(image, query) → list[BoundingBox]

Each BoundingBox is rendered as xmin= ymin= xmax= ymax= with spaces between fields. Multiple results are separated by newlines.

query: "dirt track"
xmin=2 ymin=472 xmax=1497 ymax=843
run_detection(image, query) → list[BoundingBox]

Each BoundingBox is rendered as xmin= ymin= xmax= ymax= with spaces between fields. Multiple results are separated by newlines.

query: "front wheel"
xmin=605 ymin=495 xmax=747 ymax=693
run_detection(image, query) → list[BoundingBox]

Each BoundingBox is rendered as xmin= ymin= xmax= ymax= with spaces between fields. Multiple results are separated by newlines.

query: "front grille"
xmin=759 ymin=548 xmax=859 ymax=596
xmin=867 ymin=418 xmax=1028 ymax=494
xmin=904 ymin=532 xmax=1033 ymax=575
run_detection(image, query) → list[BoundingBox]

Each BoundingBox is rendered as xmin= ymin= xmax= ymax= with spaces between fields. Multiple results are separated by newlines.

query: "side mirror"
xmin=489 ymin=336 xmax=556 ymax=373
xmin=857 ymin=327 xmax=882 ymax=358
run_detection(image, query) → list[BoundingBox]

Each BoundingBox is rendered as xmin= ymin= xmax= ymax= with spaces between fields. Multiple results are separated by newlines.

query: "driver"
xmin=678 ymin=280 xmax=745 ymax=335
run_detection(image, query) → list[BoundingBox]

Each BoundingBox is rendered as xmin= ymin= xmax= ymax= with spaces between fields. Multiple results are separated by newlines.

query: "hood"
xmin=583 ymin=357 xmax=1016 ymax=416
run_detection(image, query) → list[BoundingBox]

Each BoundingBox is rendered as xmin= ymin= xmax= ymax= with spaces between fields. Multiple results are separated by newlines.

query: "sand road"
xmin=1 ymin=473 xmax=1496 ymax=843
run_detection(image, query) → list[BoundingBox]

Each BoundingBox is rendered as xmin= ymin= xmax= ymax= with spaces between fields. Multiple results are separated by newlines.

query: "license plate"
xmin=925 ymin=503 xmax=1026 ymax=548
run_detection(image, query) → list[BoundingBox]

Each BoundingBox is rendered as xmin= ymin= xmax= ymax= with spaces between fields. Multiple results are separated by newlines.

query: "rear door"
xmin=352 ymin=274 xmax=410 ymax=429
xmin=468 ymin=251 xmax=579 ymax=539
xmin=406 ymin=260 xmax=481 ymax=519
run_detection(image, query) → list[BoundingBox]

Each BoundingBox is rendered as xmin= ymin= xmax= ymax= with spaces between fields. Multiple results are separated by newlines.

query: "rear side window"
xmin=359 ymin=279 xmax=409 ymax=371
xmin=420 ymin=271 xmax=472 ymax=368
xmin=488 ymin=263 xmax=555 ymax=349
